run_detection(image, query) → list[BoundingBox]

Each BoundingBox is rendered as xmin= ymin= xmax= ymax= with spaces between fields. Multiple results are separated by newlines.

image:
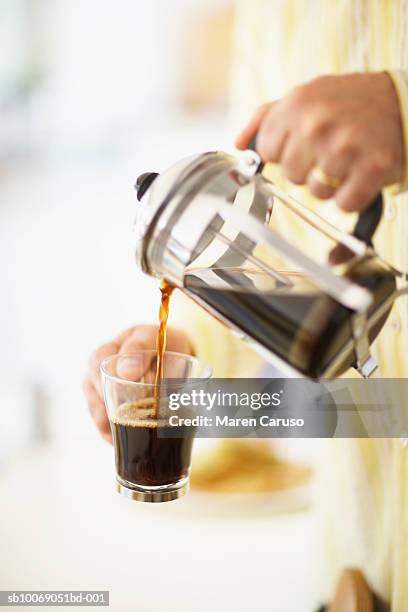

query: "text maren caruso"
xmin=169 ymin=415 xmax=304 ymax=428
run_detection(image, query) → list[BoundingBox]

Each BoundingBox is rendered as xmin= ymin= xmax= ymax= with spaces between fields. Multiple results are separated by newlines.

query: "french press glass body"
xmin=134 ymin=149 xmax=407 ymax=379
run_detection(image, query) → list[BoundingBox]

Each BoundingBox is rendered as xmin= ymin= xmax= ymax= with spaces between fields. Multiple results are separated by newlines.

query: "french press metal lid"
xmin=134 ymin=149 xmax=408 ymax=380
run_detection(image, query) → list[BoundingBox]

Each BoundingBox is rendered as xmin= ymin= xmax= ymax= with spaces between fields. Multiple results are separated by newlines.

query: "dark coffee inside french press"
xmin=184 ymin=258 xmax=395 ymax=378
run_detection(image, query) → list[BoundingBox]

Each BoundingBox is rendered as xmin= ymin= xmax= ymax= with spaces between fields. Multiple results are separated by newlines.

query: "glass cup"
xmin=101 ymin=350 xmax=212 ymax=503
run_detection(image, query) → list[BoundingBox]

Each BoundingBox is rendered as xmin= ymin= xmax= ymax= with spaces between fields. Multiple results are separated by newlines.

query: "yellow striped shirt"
xmin=172 ymin=2 xmax=408 ymax=608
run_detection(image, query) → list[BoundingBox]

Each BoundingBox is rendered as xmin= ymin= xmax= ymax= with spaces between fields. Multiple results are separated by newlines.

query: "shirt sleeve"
xmin=387 ymin=70 xmax=408 ymax=194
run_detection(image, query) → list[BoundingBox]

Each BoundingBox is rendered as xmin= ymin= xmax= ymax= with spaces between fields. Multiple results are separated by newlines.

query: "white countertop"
xmin=0 ymin=440 xmax=321 ymax=612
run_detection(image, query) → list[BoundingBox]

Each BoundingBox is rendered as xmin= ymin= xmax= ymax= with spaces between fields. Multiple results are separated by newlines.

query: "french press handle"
xmin=247 ymin=136 xmax=383 ymax=245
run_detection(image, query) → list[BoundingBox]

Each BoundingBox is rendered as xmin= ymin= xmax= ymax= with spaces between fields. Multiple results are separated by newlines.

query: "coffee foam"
xmin=112 ymin=400 xmax=168 ymax=428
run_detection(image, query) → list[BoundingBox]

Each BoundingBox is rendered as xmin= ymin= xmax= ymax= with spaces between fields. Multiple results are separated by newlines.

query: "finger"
xmin=120 ymin=325 xmax=157 ymax=352
xmin=280 ymin=135 xmax=315 ymax=184
xmin=166 ymin=327 xmax=194 ymax=354
xmin=335 ymin=161 xmax=383 ymax=213
xmin=307 ymin=152 xmax=353 ymax=200
xmin=117 ymin=325 xmax=158 ymax=379
xmin=89 ymin=341 xmax=120 ymax=394
xmin=234 ymin=102 xmax=274 ymax=150
xmin=83 ymin=378 xmax=112 ymax=443
xmin=164 ymin=357 xmax=193 ymax=380
xmin=116 ymin=354 xmax=154 ymax=381
xmin=307 ymin=174 xmax=337 ymax=200
xmin=255 ymin=103 xmax=290 ymax=163
xmin=328 ymin=244 xmax=355 ymax=266
xmin=116 ymin=326 xmax=195 ymax=381
xmin=113 ymin=326 xmax=138 ymax=345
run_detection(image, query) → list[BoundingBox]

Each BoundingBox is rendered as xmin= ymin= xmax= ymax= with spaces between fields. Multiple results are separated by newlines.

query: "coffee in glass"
xmin=101 ymin=351 xmax=211 ymax=502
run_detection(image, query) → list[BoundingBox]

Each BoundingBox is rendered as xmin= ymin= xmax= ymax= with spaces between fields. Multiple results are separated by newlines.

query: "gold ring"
xmin=311 ymin=166 xmax=342 ymax=189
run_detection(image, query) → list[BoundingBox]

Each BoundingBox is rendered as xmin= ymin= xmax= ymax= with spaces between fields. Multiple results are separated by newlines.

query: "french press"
xmin=134 ymin=148 xmax=407 ymax=379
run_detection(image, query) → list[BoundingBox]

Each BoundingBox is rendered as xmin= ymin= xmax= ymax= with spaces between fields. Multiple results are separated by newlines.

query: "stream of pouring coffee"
xmin=154 ymin=281 xmax=174 ymax=412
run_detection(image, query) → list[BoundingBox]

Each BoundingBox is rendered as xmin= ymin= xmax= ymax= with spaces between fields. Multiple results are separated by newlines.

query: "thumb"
xmin=234 ymin=102 xmax=274 ymax=150
xmin=116 ymin=325 xmax=158 ymax=380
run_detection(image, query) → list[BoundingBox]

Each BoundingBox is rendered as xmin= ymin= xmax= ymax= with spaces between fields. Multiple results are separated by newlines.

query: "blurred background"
xmin=0 ymin=2 xmax=319 ymax=610
xmin=0 ymin=0 xmax=235 ymax=451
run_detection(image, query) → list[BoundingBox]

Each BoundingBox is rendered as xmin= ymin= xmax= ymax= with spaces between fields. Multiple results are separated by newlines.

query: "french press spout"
xmin=134 ymin=148 xmax=408 ymax=380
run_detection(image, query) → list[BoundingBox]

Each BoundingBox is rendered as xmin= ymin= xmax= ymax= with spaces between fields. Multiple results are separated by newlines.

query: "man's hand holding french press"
xmin=236 ymin=72 xmax=405 ymax=213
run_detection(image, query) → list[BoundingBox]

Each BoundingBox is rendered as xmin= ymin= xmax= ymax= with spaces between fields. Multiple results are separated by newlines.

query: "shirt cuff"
xmin=387 ymin=70 xmax=408 ymax=194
